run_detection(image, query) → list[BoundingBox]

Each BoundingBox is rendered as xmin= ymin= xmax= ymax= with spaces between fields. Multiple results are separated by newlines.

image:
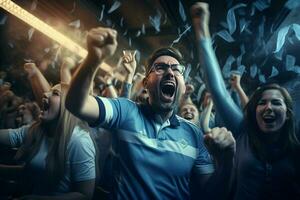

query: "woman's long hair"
xmin=244 ymin=83 xmax=299 ymax=161
xmin=15 ymin=83 xmax=86 ymax=187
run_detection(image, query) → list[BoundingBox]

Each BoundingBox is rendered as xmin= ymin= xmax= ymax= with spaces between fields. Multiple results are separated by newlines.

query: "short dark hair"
xmin=145 ymin=47 xmax=184 ymax=75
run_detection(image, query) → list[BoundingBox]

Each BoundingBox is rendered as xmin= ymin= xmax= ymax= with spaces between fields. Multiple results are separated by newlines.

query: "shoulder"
xmin=68 ymin=126 xmax=95 ymax=153
xmin=176 ymin=115 xmax=202 ymax=134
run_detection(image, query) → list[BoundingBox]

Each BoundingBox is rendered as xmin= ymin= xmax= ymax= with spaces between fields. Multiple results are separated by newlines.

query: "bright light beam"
xmin=0 ymin=0 xmax=123 ymax=79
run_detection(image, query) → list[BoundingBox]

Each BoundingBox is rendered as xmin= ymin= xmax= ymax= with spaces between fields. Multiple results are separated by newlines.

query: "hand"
xmin=204 ymin=127 xmax=235 ymax=164
xmin=185 ymin=84 xmax=194 ymax=96
xmin=230 ymin=73 xmax=241 ymax=90
xmin=190 ymin=2 xmax=210 ymax=38
xmin=122 ymin=50 xmax=137 ymax=76
xmin=86 ymin=27 xmax=118 ymax=64
xmin=24 ymin=63 xmax=39 ymax=78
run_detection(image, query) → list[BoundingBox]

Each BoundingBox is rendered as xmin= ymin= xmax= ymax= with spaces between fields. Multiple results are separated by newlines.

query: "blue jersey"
xmin=93 ymin=97 xmax=214 ymax=199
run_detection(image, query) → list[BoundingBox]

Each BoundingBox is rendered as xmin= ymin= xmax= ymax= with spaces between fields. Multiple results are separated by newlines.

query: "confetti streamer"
xmin=237 ymin=65 xmax=246 ymax=75
xmin=250 ymin=64 xmax=258 ymax=78
xmin=253 ymin=0 xmax=270 ymax=11
xmin=285 ymin=54 xmax=296 ymax=71
xmin=69 ymin=19 xmax=80 ymax=28
xmin=269 ymin=66 xmax=279 ymax=78
xmin=222 ymin=55 xmax=235 ymax=78
xmin=149 ymin=11 xmax=161 ymax=32
xmin=184 ymin=63 xmax=191 ymax=81
xmin=108 ymin=1 xmax=121 ymax=14
xmin=274 ymin=25 xmax=290 ymax=53
xmin=179 ymin=0 xmax=186 ymax=22
xmin=135 ymin=30 xmax=141 ymax=37
xmin=99 ymin=5 xmax=105 ymax=21
xmin=171 ymin=26 xmax=191 ymax=46
xmin=119 ymin=17 xmax=124 ymax=27
xmin=141 ymin=24 xmax=146 ymax=35
xmin=259 ymin=74 xmax=266 ymax=83
xmin=216 ymin=30 xmax=235 ymax=42
xmin=227 ymin=3 xmax=247 ymax=34
xmin=28 ymin=28 xmax=35 ymax=41
xmin=285 ymin=0 xmax=300 ymax=9
xmin=70 ymin=1 xmax=76 ymax=13
xmin=30 ymin=0 xmax=38 ymax=11
xmin=0 ymin=16 xmax=8 ymax=25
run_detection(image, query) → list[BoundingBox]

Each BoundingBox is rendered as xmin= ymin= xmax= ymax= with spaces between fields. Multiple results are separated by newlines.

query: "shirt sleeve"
xmin=8 ymin=125 xmax=30 ymax=147
xmin=91 ymin=96 xmax=138 ymax=130
xmin=68 ymin=127 xmax=96 ymax=182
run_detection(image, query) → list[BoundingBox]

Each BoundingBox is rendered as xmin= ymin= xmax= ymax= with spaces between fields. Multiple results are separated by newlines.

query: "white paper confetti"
xmin=99 ymin=5 xmax=105 ymax=21
xmin=0 ymin=16 xmax=8 ymax=25
xmin=171 ymin=26 xmax=191 ymax=46
xmin=253 ymin=0 xmax=270 ymax=11
xmin=141 ymin=24 xmax=146 ymax=35
xmin=269 ymin=66 xmax=279 ymax=78
xmin=69 ymin=19 xmax=80 ymax=28
xmin=222 ymin=55 xmax=235 ymax=78
xmin=108 ymin=1 xmax=121 ymax=14
xmin=259 ymin=74 xmax=266 ymax=83
xmin=274 ymin=25 xmax=290 ymax=53
xmin=28 ymin=28 xmax=35 ymax=41
xmin=120 ymin=17 xmax=124 ymax=27
xmin=216 ymin=30 xmax=235 ymax=42
xmin=285 ymin=0 xmax=300 ymax=9
xmin=179 ymin=0 xmax=186 ymax=22
xmin=285 ymin=54 xmax=296 ymax=71
xmin=149 ymin=11 xmax=161 ymax=32
xmin=30 ymin=0 xmax=38 ymax=11
xmin=250 ymin=64 xmax=258 ymax=78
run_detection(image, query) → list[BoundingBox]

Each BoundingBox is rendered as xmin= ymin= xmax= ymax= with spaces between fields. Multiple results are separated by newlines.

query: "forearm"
xmin=235 ymin=85 xmax=249 ymax=108
xmin=60 ymin=68 xmax=72 ymax=84
xmin=201 ymin=101 xmax=213 ymax=133
xmin=67 ymin=56 xmax=98 ymax=110
xmin=120 ymin=82 xmax=132 ymax=98
xmin=197 ymin=39 xmax=243 ymax=134
xmin=106 ymin=85 xmax=118 ymax=98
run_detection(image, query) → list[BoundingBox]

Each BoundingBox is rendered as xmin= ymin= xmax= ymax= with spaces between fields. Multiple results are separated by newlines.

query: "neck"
xmin=157 ymin=110 xmax=173 ymax=123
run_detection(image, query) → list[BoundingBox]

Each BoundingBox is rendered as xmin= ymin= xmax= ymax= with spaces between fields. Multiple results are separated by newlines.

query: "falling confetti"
xmin=149 ymin=11 xmax=161 ymax=32
xmin=0 ymin=16 xmax=8 ymax=25
xmin=69 ymin=19 xmax=80 ymax=28
xmin=269 ymin=66 xmax=279 ymax=78
xmin=285 ymin=0 xmax=300 ymax=9
xmin=28 ymin=28 xmax=35 ymax=41
xmin=178 ymin=0 xmax=186 ymax=22
xmin=99 ymin=5 xmax=105 ymax=21
xmin=30 ymin=0 xmax=38 ymax=11
xmin=107 ymin=1 xmax=121 ymax=14
xmin=222 ymin=55 xmax=235 ymax=78
xmin=250 ymin=64 xmax=258 ymax=78
xmin=171 ymin=26 xmax=191 ymax=46
xmin=216 ymin=30 xmax=235 ymax=42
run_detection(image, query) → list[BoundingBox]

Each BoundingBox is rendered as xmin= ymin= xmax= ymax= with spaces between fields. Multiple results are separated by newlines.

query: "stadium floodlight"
xmin=0 ymin=0 xmax=122 ymax=79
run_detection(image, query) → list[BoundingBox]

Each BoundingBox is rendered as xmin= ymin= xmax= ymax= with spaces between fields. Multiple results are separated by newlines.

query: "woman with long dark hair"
xmin=191 ymin=2 xmax=300 ymax=199
xmin=0 ymin=83 xmax=96 ymax=199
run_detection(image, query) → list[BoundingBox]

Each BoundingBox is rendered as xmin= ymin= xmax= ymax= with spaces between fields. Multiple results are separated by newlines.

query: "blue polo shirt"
xmin=93 ymin=97 xmax=214 ymax=199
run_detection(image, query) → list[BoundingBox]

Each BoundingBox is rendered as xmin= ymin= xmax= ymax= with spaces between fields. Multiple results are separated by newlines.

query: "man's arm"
xmin=65 ymin=27 xmax=117 ymax=124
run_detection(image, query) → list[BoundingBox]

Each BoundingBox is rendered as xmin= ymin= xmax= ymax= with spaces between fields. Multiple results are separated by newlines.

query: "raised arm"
xmin=65 ymin=27 xmax=117 ymax=124
xmin=191 ymin=2 xmax=243 ymax=134
xmin=60 ymin=57 xmax=77 ymax=84
xmin=120 ymin=50 xmax=137 ymax=98
xmin=24 ymin=63 xmax=51 ymax=107
xmin=201 ymin=98 xmax=214 ymax=133
xmin=230 ymin=73 xmax=249 ymax=109
xmin=190 ymin=3 xmax=236 ymax=199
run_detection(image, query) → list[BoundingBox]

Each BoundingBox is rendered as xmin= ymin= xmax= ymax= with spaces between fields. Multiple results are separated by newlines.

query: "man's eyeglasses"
xmin=148 ymin=63 xmax=185 ymax=76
